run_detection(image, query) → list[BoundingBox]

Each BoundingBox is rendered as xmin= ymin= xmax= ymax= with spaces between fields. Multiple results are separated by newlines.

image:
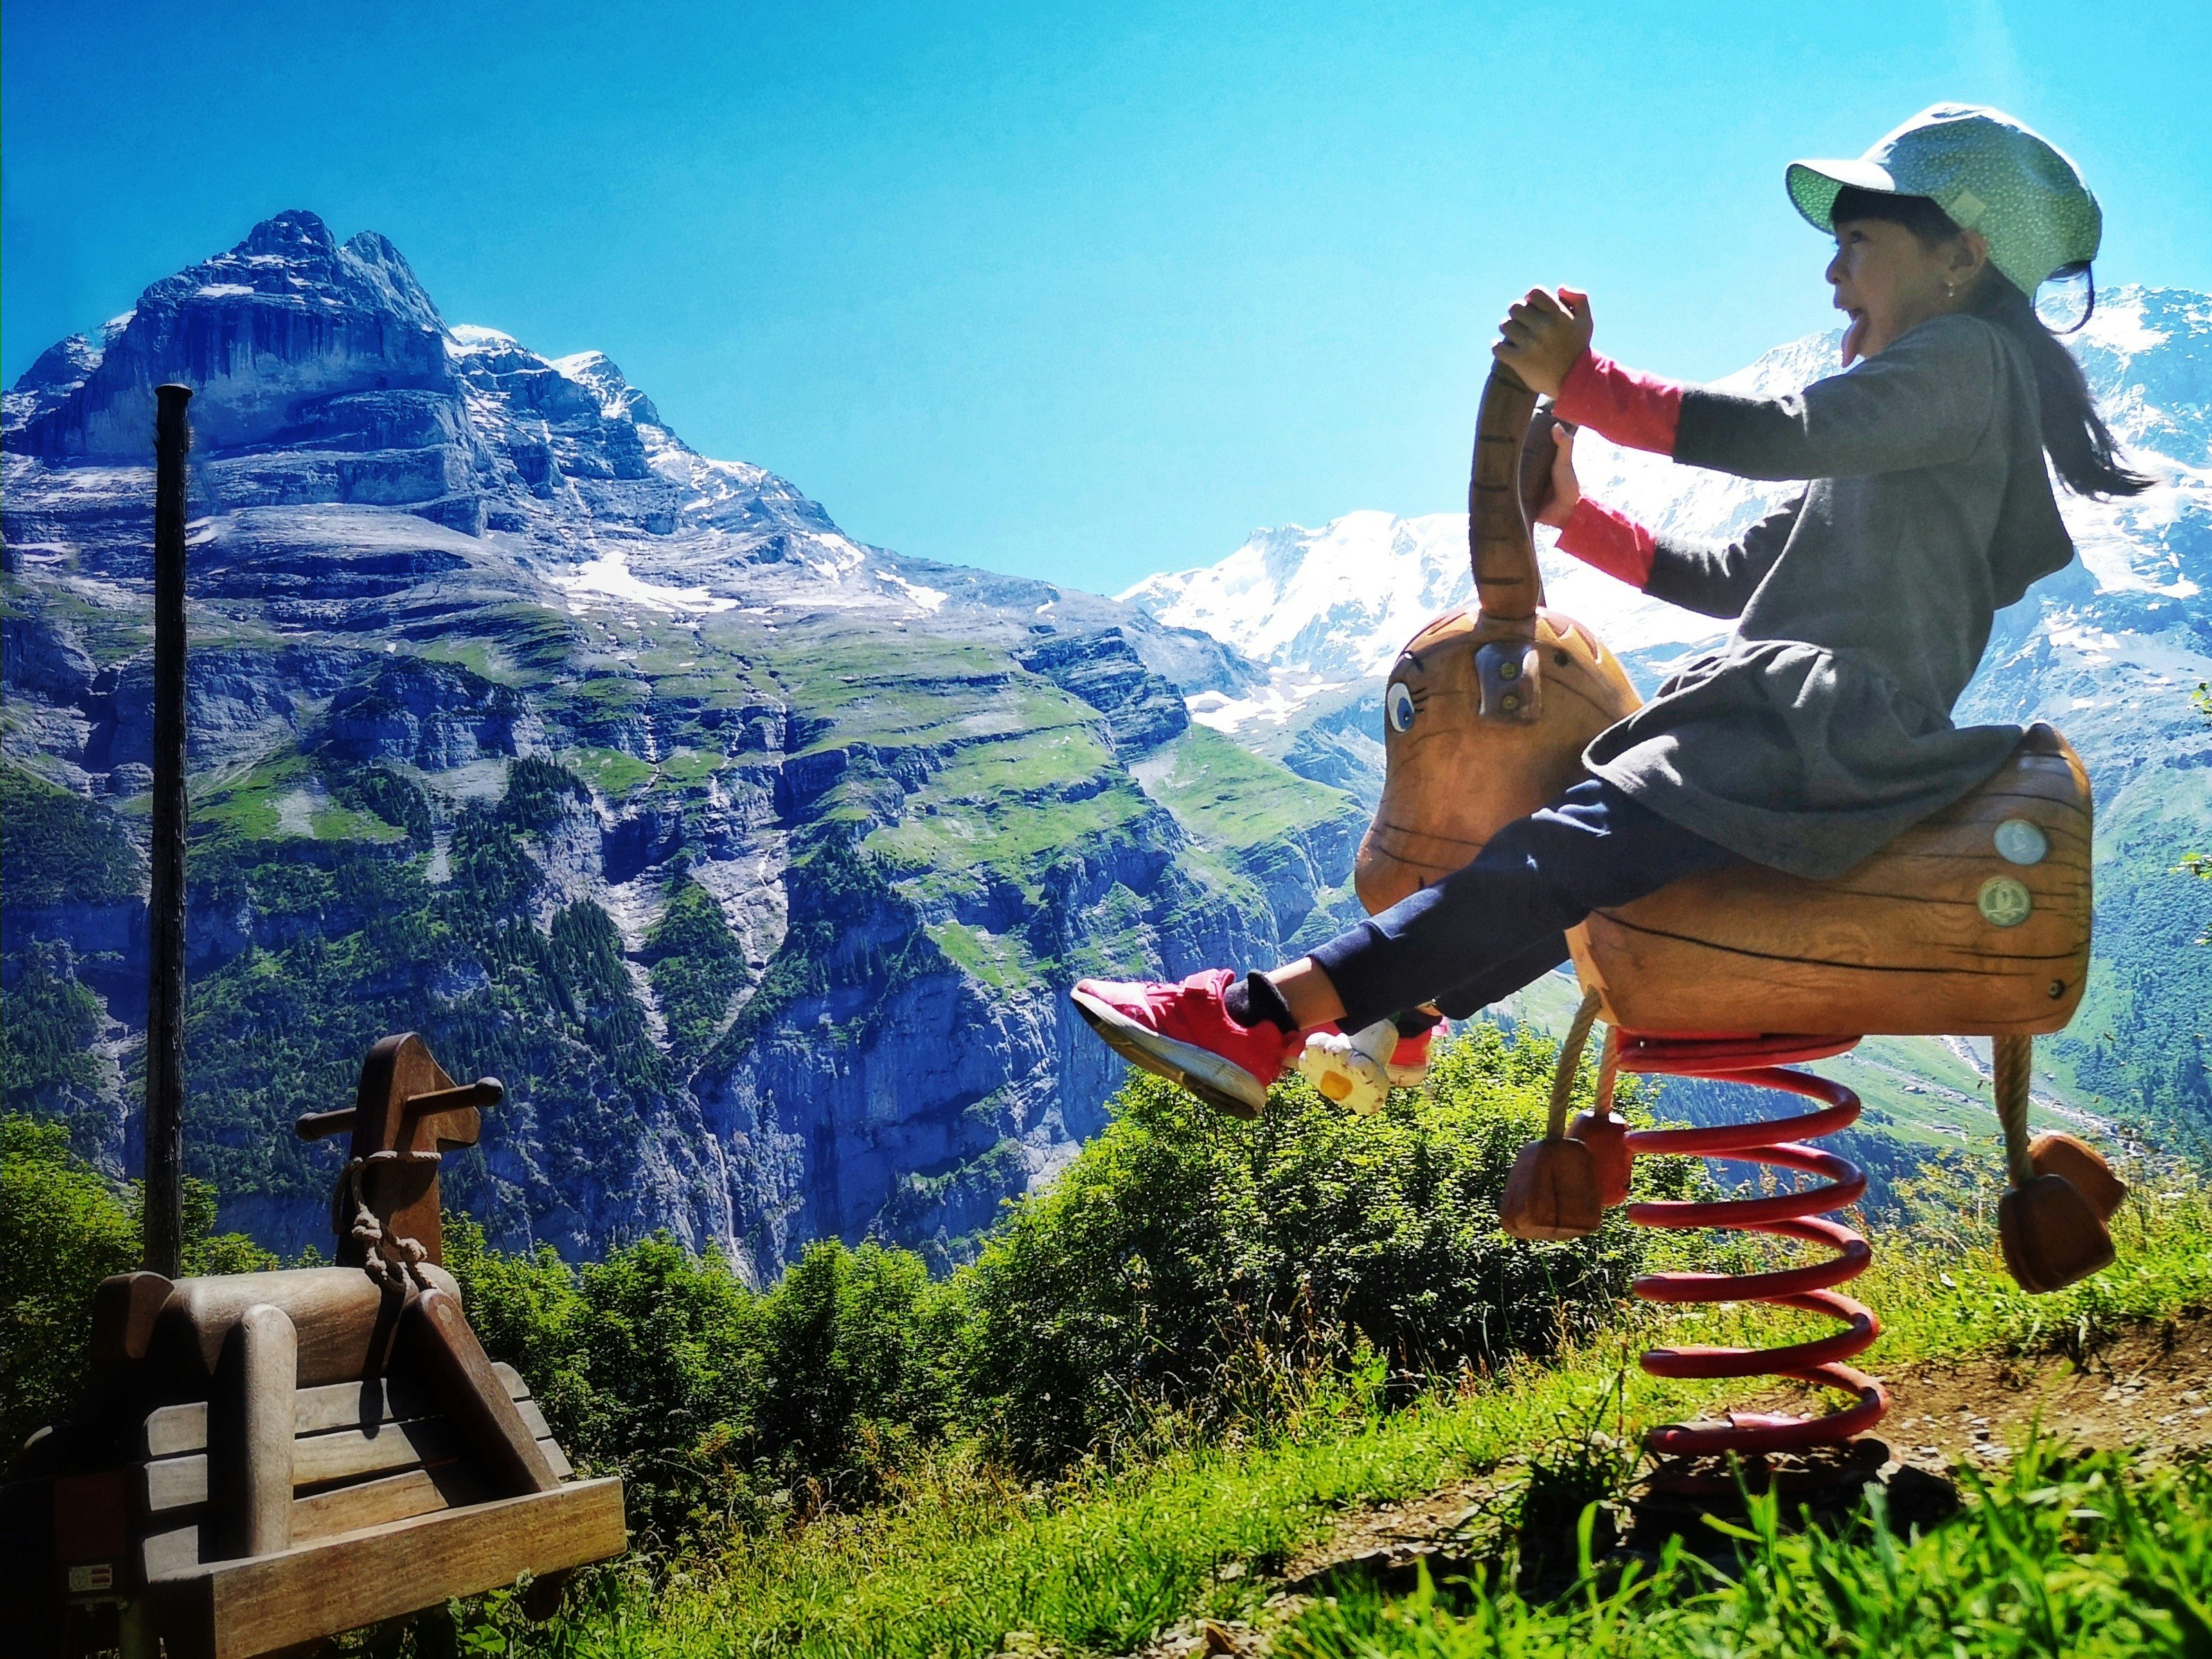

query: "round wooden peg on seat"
xmin=1500 ymin=1137 xmax=1605 ymax=1241
xmin=2028 ymin=1132 xmax=2126 ymax=1222
xmin=1998 ymin=1173 xmax=2116 ymax=1295
xmin=1568 ymin=1110 xmax=1634 ymax=1208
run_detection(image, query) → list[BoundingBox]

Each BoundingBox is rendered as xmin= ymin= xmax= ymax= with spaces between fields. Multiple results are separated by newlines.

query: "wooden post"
xmin=144 ymin=383 xmax=193 ymax=1279
xmin=212 ymin=1303 xmax=297 ymax=1558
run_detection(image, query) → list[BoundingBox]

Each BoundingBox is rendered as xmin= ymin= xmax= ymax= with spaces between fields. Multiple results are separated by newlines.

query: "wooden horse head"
xmin=296 ymin=1032 xmax=501 ymax=1268
xmin=1353 ymin=366 xmax=1640 ymax=912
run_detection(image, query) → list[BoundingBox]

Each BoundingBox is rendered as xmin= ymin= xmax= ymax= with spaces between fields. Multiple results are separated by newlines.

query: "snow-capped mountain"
xmin=1 ymin=211 xmax=1308 ymax=1272
xmin=3 ymin=211 xmax=1256 ymax=689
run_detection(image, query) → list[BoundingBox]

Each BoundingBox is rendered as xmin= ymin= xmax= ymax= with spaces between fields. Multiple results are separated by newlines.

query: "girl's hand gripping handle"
xmin=1494 ymin=287 xmax=1594 ymax=398
xmin=1519 ymin=409 xmax=1582 ymax=530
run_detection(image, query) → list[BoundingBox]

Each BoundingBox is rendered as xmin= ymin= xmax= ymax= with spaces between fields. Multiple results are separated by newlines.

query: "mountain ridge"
xmin=1 ymin=209 xmax=1344 ymax=1276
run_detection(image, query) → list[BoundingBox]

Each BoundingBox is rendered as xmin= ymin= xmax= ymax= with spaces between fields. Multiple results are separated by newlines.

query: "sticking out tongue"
xmin=1841 ymin=311 xmax=1868 ymax=367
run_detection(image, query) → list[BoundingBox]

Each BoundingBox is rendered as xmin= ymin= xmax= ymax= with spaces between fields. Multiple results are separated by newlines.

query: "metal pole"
xmin=144 ymin=383 xmax=193 ymax=1277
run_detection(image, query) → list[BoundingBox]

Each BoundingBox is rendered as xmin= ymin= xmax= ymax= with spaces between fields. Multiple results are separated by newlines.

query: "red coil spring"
xmin=1613 ymin=1032 xmax=1890 ymax=1457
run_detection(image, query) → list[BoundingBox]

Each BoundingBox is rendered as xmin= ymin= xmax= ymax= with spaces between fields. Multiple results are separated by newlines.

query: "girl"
xmin=1073 ymin=103 xmax=2151 ymax=1119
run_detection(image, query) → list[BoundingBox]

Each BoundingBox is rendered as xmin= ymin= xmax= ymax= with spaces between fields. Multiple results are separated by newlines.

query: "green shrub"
xmin=644 ymin=876 xmax=749 ymax=1063
xmin=446 ymin=1222 xmax=968 ymax=1547
xmin=961 ymin=1028 xmax=1673 ymax=1473
xmin=0 ymin=1117 xmax=136 ymax=1453
xmin=1 ymin=1117 xmax=276 ymax=1455
xmin=1 ymin=941 xmax=108 ymax=1107
xmin=747 ymin=1239 xmax=967 ymax=1507
xmin=332 ymin=764 xmax=433 ymax=844
xmin=501 ymin=755 xmax=590 ymax=831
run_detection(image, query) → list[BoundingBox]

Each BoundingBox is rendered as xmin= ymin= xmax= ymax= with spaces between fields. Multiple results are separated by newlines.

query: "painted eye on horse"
xmin=1386 ymin=681 xmax=1418 ymax=733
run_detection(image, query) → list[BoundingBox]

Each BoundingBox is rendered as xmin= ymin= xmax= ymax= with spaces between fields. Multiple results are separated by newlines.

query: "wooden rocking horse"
xmin=12 ymin=1036 xmax=626 ymax=1659
xmin=1358 ymin=358 xmax=2122 ymax=1456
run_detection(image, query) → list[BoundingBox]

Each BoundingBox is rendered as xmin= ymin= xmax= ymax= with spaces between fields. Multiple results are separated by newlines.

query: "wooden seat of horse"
xmin=1568 ymin=722 xmax=2091 ymax=1039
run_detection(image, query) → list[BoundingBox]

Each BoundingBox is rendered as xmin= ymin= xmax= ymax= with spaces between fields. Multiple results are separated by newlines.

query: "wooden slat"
xmin=141 ymin=1455 xmax=213 ymax=1517
xmin=294 ymin=1417 xmax=462 ymax=1490
xmin=141 ymin=1523 xmax=202 ymax=1583
xmin=293 ymin=1463 xmax=488 ymax=1543
xmin=536 ymin=1437 xmax=571 ymax=1482
xmin=138 ymin=1463 xmax=508 ymax=1583
xmin=154 ymin=1478 xmax=627 ymax=1659
xmin=144 ymin=1368 xmax=535 ymax=1458
xmin=141 ymin=1419 xmax=465 ymax=1516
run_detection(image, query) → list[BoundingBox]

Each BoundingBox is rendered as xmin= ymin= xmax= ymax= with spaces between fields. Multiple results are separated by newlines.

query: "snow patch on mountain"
xmin=549 ymin=549 xmax=740 ymax=613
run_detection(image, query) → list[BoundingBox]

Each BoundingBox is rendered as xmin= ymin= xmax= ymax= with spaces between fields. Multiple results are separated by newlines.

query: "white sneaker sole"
xmin=1070 ymin=986 xmax=1269 ymax=1119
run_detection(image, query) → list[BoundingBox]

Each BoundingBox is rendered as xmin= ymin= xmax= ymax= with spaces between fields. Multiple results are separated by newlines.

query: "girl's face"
xmin=1827 ymin=217 xmax=1987 ymax=366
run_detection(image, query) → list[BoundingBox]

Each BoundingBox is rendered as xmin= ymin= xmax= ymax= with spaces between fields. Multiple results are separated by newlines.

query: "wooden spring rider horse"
xmin=14 ymin=1035 xmax=626 ymax=1659
xmin=1360 ymin=360 xmax=2126 ymax=1459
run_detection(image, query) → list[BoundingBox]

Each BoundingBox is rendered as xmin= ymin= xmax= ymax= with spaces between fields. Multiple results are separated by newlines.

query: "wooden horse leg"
xmin=402 ymin=1288 xmax=560 ymax=1498
xmin=1500 ymin=990 xmax=1607 ymax=1240
xmin=1569 ymin=1024 xmax=1633 ymax=1207
xmin=1994 ymin=1034 xmax=2116 ymax=1294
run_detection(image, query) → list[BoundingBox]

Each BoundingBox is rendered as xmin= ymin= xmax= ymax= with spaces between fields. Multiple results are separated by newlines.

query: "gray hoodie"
xmin=1584 ymin=311 xmax=2074 ymax=880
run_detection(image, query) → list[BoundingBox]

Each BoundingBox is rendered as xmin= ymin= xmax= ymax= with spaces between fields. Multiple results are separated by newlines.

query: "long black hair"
xmin=1830 ymin=185 xmax=2152 ymax=498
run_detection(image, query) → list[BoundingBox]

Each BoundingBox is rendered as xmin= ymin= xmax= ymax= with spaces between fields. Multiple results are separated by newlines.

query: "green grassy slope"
xmin=474 ymin=1187 xmax=2211 ymax=1658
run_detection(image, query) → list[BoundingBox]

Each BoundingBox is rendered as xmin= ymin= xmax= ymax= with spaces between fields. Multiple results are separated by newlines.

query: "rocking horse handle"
xmin=1468 ymin=361 xmax=1547 ymax=626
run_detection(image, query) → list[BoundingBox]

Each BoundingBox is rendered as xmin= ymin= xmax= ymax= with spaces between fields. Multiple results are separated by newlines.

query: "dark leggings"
xmin=1310 ymin=779 xmax=1740 ymax=1031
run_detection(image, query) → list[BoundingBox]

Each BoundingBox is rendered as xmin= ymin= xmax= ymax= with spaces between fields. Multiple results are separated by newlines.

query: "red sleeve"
xmin=1554 ymin=497 xmax=1656 ymax=588
xmin=1555 ymin=349 xmax=1682 ymax=455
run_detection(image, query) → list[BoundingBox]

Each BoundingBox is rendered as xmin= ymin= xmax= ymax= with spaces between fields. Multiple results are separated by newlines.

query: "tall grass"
xmin=1283 ymin=1441 xmax=2212 ymax=1659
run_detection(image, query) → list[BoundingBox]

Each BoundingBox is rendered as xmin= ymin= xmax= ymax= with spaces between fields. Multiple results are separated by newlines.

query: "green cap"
xmin=1786 ymin=103 xmax=2102 ymax=296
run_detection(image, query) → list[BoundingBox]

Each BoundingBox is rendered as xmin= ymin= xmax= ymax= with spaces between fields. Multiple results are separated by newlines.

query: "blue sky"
xmin=5 ymin=1 xmax=2207 ymax=594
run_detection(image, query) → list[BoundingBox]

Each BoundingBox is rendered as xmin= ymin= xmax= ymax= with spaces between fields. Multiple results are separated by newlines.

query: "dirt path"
xmin=1134 ymin=1311 xmax=2212 ymax=1658
xmin=1870 ymin=1313 xmax=2212 ymax=1473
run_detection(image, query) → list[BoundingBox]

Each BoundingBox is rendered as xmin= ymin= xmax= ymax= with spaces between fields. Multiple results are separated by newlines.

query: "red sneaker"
xmin=1070 ymin=969 xmax=1295 ymax=1118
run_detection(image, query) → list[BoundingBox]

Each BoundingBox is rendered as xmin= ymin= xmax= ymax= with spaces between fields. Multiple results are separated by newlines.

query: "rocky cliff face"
xmin=1 ymin=211 xmax=1350 ymax=1277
